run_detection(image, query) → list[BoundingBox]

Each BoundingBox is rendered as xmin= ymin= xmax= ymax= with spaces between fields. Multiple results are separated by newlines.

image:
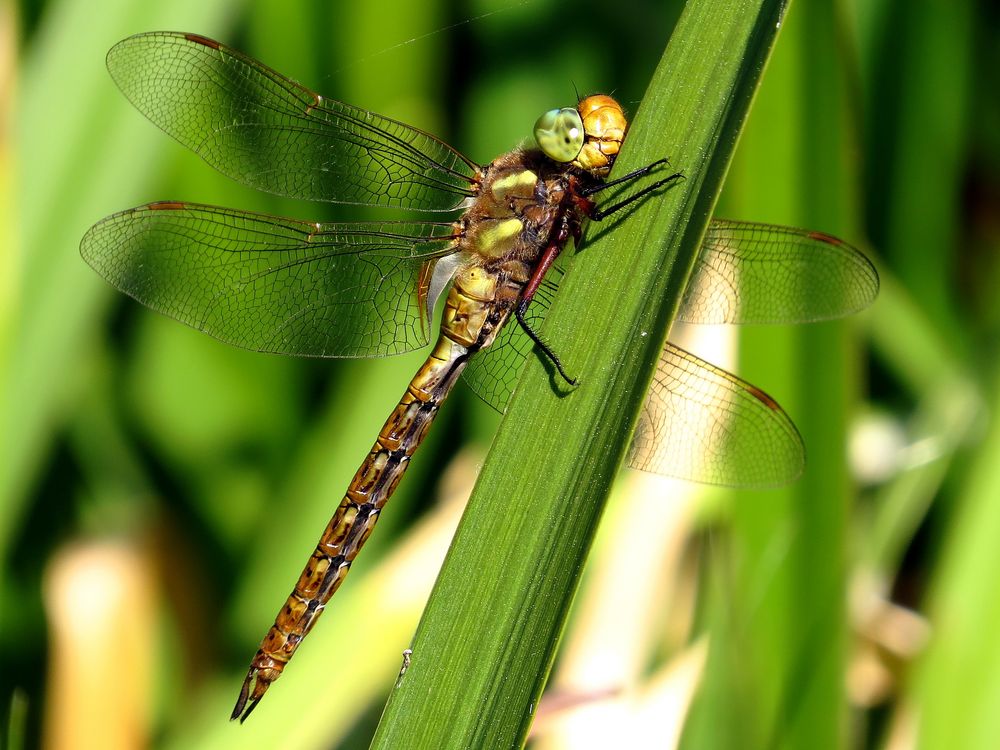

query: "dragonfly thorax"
xmin=442 ymin=147 xmax=596 ymax=354
xmin=533 ymin=94 xmax=626 ymax=177
xmin=463 ymin=149 xmax=591 ymax=266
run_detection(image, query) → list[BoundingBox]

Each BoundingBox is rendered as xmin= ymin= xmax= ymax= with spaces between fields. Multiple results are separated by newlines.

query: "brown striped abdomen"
xmin=232 ymin=267 xmax=514 ymax=720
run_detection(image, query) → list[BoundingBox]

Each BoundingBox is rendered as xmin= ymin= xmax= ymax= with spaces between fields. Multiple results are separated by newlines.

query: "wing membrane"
xmin=81 ymin=202 xmax=459 ymax=357
xmin=628 ymin=343 xmax=804 ymax=487
xmin=106 ymin=32 xmax=478 ymax=210
xmin=464 ymin=220 xmax=878 ymax=413
xmin=679 ymin=220 xmax=879 ymax=325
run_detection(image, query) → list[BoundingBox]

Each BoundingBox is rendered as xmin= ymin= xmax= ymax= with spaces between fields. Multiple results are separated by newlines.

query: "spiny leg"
xmin=581 ymin=157 xmax=673 ymax=195
xmin=590 ymin=171 xmax=685 ymax=220
xmin=515 ymin=301 xmax=577 ymax=386
xmin=516 ymin=233 xmax=578 ymax=386
xmin=575 ymin=156 xmax=685 ymax=220
xmin=511 ymin=158 xmax=684 ymax=385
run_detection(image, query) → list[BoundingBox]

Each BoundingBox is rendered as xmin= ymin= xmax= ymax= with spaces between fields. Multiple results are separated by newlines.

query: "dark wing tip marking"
xmin=744 ymin=382 xmax=782 ymax=412
xmin=183 ymin=32 xmax=221 ymax=49
xmin=805 ymin=229 xmax=843 ymax=246
xmin=146 ymin=200 xmax=188 ymax=211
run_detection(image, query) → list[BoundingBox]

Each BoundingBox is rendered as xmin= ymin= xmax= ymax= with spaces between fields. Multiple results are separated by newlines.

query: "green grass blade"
xmin=914 ymin=367 xmax=1000 ymax=748
xmin=685 ymin=3 xmax=861 ymax=747
xmin=371 ymin=1 xmax=788 ymax=747
xmin=2 ymin=0 xmax=244 ymax=562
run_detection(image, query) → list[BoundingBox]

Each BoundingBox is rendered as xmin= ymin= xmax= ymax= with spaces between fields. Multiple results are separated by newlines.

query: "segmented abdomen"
xmin=233 ymin=268 xmax=509 ymax=720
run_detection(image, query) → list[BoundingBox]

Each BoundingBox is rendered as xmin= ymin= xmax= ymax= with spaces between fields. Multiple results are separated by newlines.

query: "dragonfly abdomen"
xmin=233 ymin=273 xmax=510 ymax=721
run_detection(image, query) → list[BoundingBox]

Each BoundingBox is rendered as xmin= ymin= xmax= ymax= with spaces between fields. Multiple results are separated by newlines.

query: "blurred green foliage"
xmin=3 ymin=0 xmax=1000 ymax=748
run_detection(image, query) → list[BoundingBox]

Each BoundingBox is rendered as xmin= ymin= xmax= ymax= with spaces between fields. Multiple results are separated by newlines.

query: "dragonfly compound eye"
xmin=534 ymin=107 xmax=586 ymax=163
xmin=573 ymin=94 xmax=627 ymax=177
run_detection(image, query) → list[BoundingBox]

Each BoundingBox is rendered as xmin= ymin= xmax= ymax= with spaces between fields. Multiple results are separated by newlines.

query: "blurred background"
xmin=3 ymin=0 xmax=1000 ymax=748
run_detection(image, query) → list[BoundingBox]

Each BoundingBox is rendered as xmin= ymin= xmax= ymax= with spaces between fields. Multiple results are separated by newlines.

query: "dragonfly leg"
xmin=580 ymin=157 xmax=673 ymax=195
xmin=577 ymin=156 xmax=684 ymax=220
xmin=515 ymin=302 xmax=577 ymax=386
xmin=590 ymin=170 xmax=685 ymax=220
xmin=517 ymin=237 xmax=578 ymax=386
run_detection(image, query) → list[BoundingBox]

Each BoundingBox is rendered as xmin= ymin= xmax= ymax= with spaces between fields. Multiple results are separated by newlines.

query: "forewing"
xmin=679 ymin=220 xmax=879 ymax=325
xmin=81 ymin=202 xmax=459 ymax=357
xmin=628 ymin=343 xmax=804 ymax=487
xmin=106 ymin=32 xmax=478 ymax=210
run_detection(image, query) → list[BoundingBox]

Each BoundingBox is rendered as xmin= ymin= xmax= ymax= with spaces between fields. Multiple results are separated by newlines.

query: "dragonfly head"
xmin=533 ymin=94 xmax=626 ymax=178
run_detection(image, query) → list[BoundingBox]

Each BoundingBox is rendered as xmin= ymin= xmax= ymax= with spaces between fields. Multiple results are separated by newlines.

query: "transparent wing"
xmin=81 ymin=202 xmax=459 ymax=358
xmin=106 ymin=32 xmax=479 ymax=210
xmin=465 ymin=221 xmax=878 ymax=413
xmin=628 ymin=343 xmax=804 ymax=487
xmin=461 ymin=272 xmax=804 ymax=485
xmin=678 ymin=220 xmax=879 ymax=324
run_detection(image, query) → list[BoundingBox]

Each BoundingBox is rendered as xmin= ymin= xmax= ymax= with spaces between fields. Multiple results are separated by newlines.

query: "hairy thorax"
xmin=450 ymin=148 xmax=596 ymax=320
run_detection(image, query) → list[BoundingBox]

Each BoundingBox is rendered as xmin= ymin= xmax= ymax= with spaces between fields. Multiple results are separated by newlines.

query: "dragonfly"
xmin=81 ymin=31 xmax=879 ymax=721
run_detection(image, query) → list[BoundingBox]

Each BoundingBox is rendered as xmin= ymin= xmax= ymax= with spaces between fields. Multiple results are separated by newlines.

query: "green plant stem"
xmin=370 ymin=1 xmax=788 ymax=747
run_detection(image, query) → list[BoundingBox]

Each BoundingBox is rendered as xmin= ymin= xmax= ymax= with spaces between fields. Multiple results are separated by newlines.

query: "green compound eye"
xmin=533 ymin=107 xmax=585 ymax=163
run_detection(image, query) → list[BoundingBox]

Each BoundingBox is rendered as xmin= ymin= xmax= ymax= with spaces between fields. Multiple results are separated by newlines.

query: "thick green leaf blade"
xmin=371 ymin=1 xmax=788 ymax=747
